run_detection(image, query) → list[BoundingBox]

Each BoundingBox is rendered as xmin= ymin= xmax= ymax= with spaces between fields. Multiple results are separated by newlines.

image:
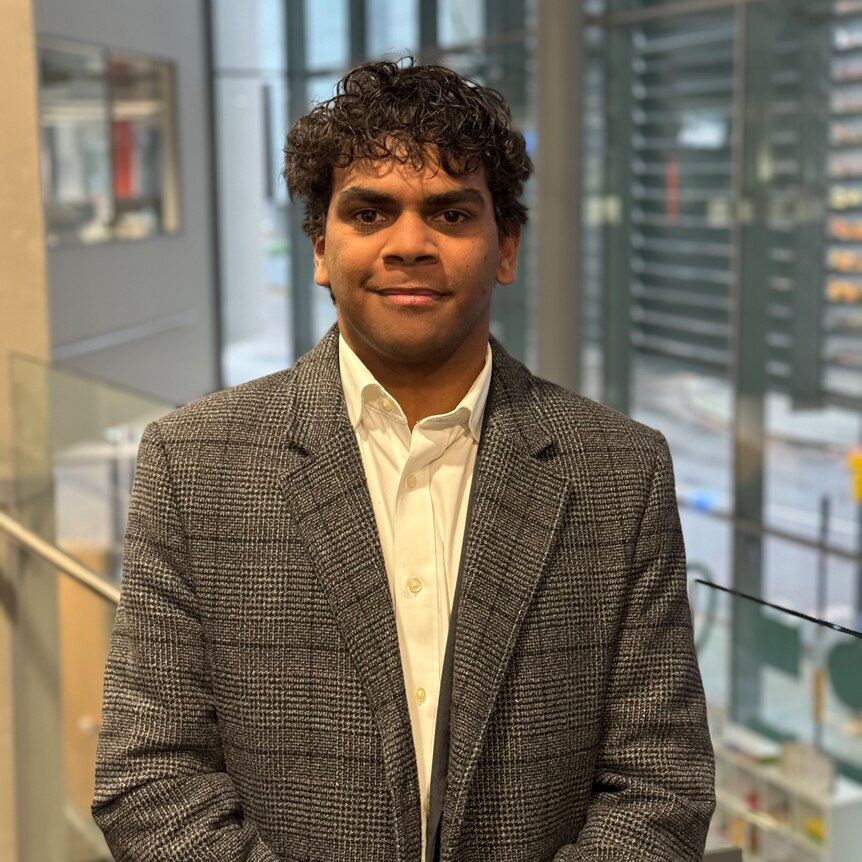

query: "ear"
xmin=313 ymin=235 xmax=329 ymax=286
xmin=495 ymin=228 xmax=520 ymax=285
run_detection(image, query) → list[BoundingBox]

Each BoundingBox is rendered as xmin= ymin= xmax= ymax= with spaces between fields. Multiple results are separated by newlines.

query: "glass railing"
xmin=693 ymin=579 xmax=862 ymax=862
xmin=2 ymin=512 xmax=118 ymax=862
xmin=7 ymin=355 xmax=172 ymax=862
xmin=10 ymin=353 xmax=173 ymax=580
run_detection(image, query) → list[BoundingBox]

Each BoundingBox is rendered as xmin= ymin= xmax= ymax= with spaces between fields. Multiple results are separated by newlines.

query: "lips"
xmin=376 ymin=285 xmax=444 ymax=295
xmin=373 ymin=286 xmax=446 ymax=306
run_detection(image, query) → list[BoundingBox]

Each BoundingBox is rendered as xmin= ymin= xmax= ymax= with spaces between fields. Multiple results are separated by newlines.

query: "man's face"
xmin=313 ymin=152 xmax=519 ymax=373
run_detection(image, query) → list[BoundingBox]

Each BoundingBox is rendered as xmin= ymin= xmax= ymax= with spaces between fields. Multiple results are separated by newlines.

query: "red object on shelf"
xmin=112 ymin=120 xmax=133 ymax=199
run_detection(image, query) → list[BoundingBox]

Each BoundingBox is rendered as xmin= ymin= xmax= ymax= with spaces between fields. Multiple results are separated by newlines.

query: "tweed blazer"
xmin=93 ymin=327 xmax=715 ymax=862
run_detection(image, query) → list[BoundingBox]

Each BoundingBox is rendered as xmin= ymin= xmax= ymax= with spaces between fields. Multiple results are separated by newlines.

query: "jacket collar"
xmin=279 ymin=324 xmax=558 ymax=460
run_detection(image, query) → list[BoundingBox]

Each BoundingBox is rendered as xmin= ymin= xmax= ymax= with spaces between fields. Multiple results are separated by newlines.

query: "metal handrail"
xmin=0 ymin=509 xmax=120 ymax=605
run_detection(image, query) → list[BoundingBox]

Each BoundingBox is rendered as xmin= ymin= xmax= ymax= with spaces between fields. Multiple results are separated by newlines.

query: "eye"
xmin=439 ymin=210 xmax=468 ymax=225
xmin=355 ymin=209 xmax=380 ymax=225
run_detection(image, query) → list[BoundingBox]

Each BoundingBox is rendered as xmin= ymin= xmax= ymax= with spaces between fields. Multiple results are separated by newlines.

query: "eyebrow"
xmin=335 ymin=186 xmax=487 ymax=210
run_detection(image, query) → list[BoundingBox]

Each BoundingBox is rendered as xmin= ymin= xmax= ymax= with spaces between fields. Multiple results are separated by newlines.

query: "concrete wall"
xmin=0 ymin=0 xmax=51 ymax=854
xmin=34 ymin=0 xmax=220 ymax=405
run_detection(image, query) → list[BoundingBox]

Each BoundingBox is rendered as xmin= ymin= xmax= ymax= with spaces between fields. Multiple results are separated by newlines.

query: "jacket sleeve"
xmin=555 ymin=435 xmax=716 ymax=861
xmin=92 ymin=422 xmax=280 ymax=862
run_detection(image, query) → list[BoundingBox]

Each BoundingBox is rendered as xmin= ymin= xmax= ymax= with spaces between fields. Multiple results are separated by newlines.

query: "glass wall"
xmin=211 ymin=0 xmax=291 ymax=386
xmin=601 ymin=4 xmax=738 ymax=591
xmin=589 ymin=0 xmax=862 ymax=613
xmin=589 ymin=0 xmax=862 ymax=855
xmin=694 ymin=581 xmax=862 ymax=858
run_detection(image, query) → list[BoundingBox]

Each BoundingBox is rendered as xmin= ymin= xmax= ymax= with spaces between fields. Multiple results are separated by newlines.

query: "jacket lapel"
xmin=439 ymin=343 xmax=575 ymax=859
xmin=274 ymin=329 xmax=421 ymax=861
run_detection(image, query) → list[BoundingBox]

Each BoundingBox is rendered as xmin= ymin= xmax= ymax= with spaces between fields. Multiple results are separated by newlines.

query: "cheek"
xmin=330 ymin=248 xmax=366 ymax=279
xmin=324 ymin=251 xmax=348 ymax=285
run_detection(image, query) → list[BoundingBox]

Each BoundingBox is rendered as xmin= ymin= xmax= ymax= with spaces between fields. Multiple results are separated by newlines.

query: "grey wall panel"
xmin=35 ymin=0 xmax=220 ymax=404
xmin=55 ymin=322 xmax=214 ymax=410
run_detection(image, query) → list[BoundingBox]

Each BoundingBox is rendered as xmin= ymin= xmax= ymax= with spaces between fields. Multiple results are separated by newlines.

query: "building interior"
xmin=1 ymin=0 xmax=862 ymax=860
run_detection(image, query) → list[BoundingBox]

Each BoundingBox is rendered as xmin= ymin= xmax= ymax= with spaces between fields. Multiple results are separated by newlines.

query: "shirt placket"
xmin=392 ymin=425 xmax=452 ymax=814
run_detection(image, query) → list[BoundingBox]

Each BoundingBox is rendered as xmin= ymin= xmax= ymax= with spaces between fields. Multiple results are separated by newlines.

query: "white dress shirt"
xmin=338 ymin=335 xmax=492 ymax=843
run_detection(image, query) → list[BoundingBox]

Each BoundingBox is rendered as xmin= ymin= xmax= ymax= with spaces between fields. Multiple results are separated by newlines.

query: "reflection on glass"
xmin=38 ymin=38 xmax=180 ymax=246
xmin=625 ymin=4 xmax=737 ymax=490
xmin=624 ymin=11 xmax=736 ymax=377
xmin=752 ymin=2 xmax=862 ymax=550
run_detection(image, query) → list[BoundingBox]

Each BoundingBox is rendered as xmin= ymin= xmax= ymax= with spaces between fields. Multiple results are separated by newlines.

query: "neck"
xmin=381 ymin=358 xmax=486 ymax=429
xmin=345 ymin=337 xmax=489 ymax=429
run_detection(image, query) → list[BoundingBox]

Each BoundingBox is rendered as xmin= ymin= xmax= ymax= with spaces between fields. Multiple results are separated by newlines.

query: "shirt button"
xmin=405 ymin=473 xmax=418 ymax=489
xmin=408 ymin=577 xmax=423 ymax=594
xmin=415 ymin=686 xmax=427 ymax=704
xmin=381 ymin=397 xmax=393 ymax=412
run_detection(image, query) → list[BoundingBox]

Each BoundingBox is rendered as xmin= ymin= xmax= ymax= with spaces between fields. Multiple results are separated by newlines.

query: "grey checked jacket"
xmin=93 ymin=328 xmax=715 ymax=861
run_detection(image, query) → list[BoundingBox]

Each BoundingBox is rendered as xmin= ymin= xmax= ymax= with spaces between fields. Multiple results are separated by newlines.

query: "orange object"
xmin=849 ymin=448 xmax=862 ymax=501
xmin=814 ymin=667 xmax=827 ymax=725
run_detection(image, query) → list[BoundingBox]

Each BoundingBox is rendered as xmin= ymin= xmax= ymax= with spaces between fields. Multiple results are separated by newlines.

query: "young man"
xmin=94 ymin=60 xmax=715 ymax=862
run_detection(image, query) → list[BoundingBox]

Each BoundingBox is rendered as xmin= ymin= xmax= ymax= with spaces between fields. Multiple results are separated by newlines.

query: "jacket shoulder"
xmin=491 ymin=343 xmax=667 ymax=457
xmin=531 ymin=373 xmax=666 ymax=450
xmin=150 ymin=368 xmax=295 ymax=442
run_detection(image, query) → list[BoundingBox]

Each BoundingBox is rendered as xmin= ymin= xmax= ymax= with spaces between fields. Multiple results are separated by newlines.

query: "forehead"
xmin=329 ymin=155 xmax=492 ymax=202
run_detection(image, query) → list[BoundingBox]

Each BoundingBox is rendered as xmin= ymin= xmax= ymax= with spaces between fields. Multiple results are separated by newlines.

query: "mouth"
xmin=373 ymin=286 xmax=446 ymax=306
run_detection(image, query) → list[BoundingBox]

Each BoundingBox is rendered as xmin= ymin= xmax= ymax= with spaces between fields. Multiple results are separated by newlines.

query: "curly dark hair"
xmin=284 ymin=58 xmax=533 ymax=239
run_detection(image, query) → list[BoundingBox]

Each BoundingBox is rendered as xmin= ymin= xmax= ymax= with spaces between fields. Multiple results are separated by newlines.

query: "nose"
xmin=381 ymin=212 xmax=438 ymax=265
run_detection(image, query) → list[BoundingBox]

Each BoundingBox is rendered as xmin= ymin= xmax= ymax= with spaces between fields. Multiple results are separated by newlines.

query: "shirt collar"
xmin=338 ymin=334 xmax=492 ymax=442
